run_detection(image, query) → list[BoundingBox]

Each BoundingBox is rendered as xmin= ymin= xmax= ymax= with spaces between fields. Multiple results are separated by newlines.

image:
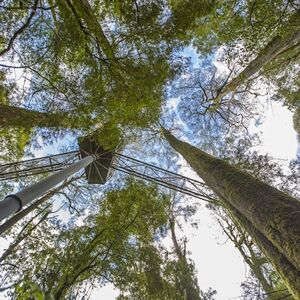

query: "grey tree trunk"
xmin=213 ymin=12 xmax=300 ymax=106
xmin=162 ymin=128 xmax=300 ymax=297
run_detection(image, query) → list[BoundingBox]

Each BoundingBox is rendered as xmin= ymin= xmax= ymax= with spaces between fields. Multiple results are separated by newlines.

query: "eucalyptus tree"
xmin=216 ymin=147 xmax=299 ymax=298
xmin=170 ymin=61 xmax=261 ymax=157
xmin=168 ymin=209 xmax=201 ymax=300
xmin=173 ymin=84 xmax=298 ymax=295
xmin=106 ymin=188 xmax=216 ymax=300
xmin=211 ymin=11 xmax=300 ymax=107
xmin=215 ymin=208 xmax=291 ymax=299
xmin=0 ymin=175 xmax=218 ymax=299
xmin=162 ymin=128 xmax=300 ymax=298
xmin=192 ymin=1 xmax=300 ymax=131
xmin=194 ymin=1 xmax=299 ymax=69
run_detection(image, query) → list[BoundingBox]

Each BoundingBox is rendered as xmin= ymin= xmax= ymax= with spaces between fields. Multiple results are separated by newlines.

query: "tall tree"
xmin=212 ymin=12 xmax=300 ymax=106
xmin=215 ymin=207 xmax=286 ymax=298
xmin=0 ymin=180 xmax=170 ymax=298
xmin=162 ymin=127 xmax=300 ymax=298
xmin=224 ymin=201 xmax=298 ymax=300
xmin=0 ymin=104 xmax=82 ymax=129
xmin=192 ymin=1 xmax=300 ymax=131
xmin=169 ymin=212 xmax=201 ymax=300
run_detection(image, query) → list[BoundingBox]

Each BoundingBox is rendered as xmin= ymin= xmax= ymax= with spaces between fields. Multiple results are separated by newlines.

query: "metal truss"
xmin=0 ymin=151 xmax=214 ymax=202
xmin=0 ymin=151 xmax=81 ymax=181
xmin=100 ymin=153 xmax=214 ymax=202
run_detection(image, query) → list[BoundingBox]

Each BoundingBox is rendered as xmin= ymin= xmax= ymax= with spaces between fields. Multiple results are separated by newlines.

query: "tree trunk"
xmin=224 ymin=201 xmax=300 ymax=299
xmin=67 ymin=0 xmax=117 ymax=63
xmin=251 ymin=265 xmax=276 ymax=298
xmin=216 ymin=212 xmax=275 ymax=296
xmin=169 ymin=215 xmax=201 ymax=300
xmin=0 ymin=208 xmax=49 ymax=263
xmin=213 ymin=14 xmax=300 ymax=106
xmin=0 ymin=104 xmax=78 ymax=128
xmin=246 ymin=244 xmax=276 ymax=297
xmin=162 ymin=128 xmax=300 ymax=273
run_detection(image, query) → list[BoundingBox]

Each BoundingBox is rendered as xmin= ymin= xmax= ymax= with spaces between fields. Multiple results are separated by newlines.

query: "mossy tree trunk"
xmin=0 ymin=104 xmax=79 ymax=129
xmin=162 ymin=128 xmax=300 ymax=297
xmin=224 ymin=201 xmax=300 ymax=299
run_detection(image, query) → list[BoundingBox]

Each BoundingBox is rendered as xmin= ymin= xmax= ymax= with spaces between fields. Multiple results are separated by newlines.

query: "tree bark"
xmin=0 ymin=104 xmax=78 ymax=129
xmin=216 ymin=213 xmax=275 ymax=296
xmin=169 ymin=214 xmax=201 ymax=300
xmin=224 ymin=201 xmax=300 ymax=299
xmin=251 ymin=265 xmax=276 ymax=298
xmin=213 ymin=12 xmax=300 ymax=106
xmin=162 ymin=128 xmax=300 ymax=273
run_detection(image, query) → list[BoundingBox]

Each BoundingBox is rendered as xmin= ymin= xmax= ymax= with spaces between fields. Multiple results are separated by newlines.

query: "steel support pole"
xmin=0 ymin=154 xmax=96 ymax=222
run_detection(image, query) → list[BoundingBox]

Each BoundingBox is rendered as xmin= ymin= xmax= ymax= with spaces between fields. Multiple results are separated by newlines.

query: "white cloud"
xmin=259 ymin=102 xmax=298 ymax=160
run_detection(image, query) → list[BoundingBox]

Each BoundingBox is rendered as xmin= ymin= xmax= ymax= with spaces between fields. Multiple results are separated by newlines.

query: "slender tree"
xmin=0 ymin=180 xmax=170 ymax=299
xmin=0 ymin=205 xmax=50 ymax=264
xmin=224 ymin=201 xmax=299 ymax=299
xmin=214 ymin=207 xmax=294 ymax=299
xmin=169 ymin=212 xmax=201 ymax=300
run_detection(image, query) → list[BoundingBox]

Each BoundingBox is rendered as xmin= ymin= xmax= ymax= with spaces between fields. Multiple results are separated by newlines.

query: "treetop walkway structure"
xmin=0 ymin=135 xmax=214 ymax=225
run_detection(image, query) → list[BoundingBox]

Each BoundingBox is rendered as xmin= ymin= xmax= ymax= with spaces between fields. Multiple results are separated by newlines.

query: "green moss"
xmin=163 ymin=128 xmax=300 ymax=298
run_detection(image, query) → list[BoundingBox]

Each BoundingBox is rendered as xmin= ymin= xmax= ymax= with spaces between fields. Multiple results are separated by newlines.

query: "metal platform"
xmin=78 ymin=136 xmax=117 ymax=184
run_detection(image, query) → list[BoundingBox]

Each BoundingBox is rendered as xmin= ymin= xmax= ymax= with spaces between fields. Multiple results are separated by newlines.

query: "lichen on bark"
xmin=162 ymin=128 xmax=300 ymax=298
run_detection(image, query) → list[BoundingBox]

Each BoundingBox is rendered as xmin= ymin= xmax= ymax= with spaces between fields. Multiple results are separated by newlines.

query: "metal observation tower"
xmin=0 ymin=135 xmax=213 ymax=223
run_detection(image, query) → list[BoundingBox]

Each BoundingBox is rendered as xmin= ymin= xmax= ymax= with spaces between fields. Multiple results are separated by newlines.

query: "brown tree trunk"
xmin=162 ymin=129 xmax=300 ymax=285
xmin=214 ymin=13 xmax=300 ymax=106
xmin=169 ymin=214 xmax=201 ymax=300
xmin=0 ymin=104 xmax=78 ymax=129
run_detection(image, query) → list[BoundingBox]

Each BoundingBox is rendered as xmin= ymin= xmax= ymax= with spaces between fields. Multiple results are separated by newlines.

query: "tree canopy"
xmin=0 ymin=0 xmax=299 ymax=299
